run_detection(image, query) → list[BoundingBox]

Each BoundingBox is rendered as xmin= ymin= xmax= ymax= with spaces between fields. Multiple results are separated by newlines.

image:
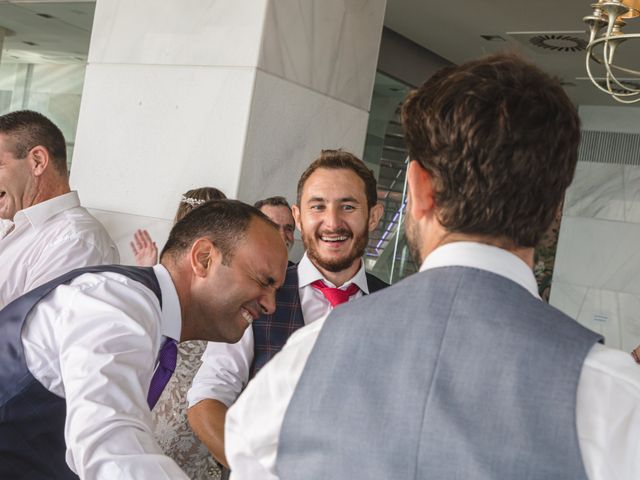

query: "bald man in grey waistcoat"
xmin=224 ymin=53 xmax=640 ymax=480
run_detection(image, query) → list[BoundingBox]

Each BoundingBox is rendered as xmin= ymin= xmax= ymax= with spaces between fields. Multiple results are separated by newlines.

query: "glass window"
xmin=0 ymin=1 xmax=95 ymax=170
xmin=363 ymin=72 xmax=414 ymax=284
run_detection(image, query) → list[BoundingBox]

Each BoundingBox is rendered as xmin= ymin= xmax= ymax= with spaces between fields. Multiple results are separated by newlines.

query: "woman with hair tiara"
xmin=130 ymin=186 xmax=226 ymax=479
xmin=130 ymin=187 xmax=226 ymax=267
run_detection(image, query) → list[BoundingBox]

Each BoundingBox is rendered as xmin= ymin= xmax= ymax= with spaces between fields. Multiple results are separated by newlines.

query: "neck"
xmin=426 ymin=232 xmax=534 ymax=268
xmin=314 ymin=257 xmax=362 ymax=287
xmin=31 ymin=176 xmax=71 ymax=207
xmin=161 ymin=258 xmax=191 ymax=342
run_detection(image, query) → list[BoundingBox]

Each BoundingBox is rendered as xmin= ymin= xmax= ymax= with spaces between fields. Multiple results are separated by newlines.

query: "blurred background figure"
xmin=254 ymin=196 xmax=295 ymax=252
xmin=130 ymin=186 xmax=228 ymax=479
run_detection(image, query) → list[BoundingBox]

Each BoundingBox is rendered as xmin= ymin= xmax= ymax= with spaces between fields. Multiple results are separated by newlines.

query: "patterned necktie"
xmin=311 ymin=280 xmax=360 ymax=308
xmin=147 ymin=338 xmax=178 ymax=409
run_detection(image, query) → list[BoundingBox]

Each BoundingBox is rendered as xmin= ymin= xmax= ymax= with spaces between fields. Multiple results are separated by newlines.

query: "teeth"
xmin=241 ymin=309 xmax=253 ymax=325
xmin=321 ymin=236 xmax=348 ymax=242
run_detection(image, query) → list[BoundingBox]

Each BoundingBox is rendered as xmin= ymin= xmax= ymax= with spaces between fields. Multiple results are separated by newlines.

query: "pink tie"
xmin=311 ymin=280 xmax=360 ymax=308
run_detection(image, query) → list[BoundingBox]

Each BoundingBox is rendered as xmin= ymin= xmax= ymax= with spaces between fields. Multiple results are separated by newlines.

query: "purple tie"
xmin=147 ymin=338 xmax=177 ymax=409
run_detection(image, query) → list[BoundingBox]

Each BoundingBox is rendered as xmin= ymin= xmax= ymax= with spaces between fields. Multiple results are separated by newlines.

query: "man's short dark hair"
xmin=401 ymin=52 xmax=580 ymax=248
xmin=161 ymin=199 xmax=275 ymax=264
xmin=254 ymin=196 xmax=291 ymax=211
xmin=0 ymin=110 xmax=67 ymax=175
xmin=296 ymin=150 xmax=378 ymax=210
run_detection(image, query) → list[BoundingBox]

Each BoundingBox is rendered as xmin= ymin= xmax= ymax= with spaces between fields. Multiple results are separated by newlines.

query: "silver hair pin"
xmin=180 ymin=195 xmax=206 ymax=206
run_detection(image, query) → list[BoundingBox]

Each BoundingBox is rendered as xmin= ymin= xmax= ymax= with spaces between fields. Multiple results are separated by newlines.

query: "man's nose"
xmin=259 ymin=290 xmax=277 ymax=315
xmin=323 ymin=205 xmax=341 ymax=229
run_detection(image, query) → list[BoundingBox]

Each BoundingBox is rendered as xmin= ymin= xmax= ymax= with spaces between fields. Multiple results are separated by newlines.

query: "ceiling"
xmin=384 ymin=0 xmax=640 ymax=106
xmin=0 ymin=1 xmax=94 ymax=64
xmin=0 ymin=1 xmax=638 ymax=106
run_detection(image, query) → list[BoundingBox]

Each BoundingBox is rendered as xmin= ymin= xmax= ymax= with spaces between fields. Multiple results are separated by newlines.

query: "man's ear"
xmin=29 ymin=146 xmax=50 ymax=177
xmin=291 ymin=204 xmax=302 ymax=232
xmin=190 ymin=238 xmax=218 ymax=277
xmin=406 ymin=160 xmax=435 ymax=222
xmin=368 ymin=202 xmax=384 ymax=232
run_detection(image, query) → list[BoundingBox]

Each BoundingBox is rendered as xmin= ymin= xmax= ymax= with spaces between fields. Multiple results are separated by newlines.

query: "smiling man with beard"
xmin=187 ymin=150 xmax=388 ymax=471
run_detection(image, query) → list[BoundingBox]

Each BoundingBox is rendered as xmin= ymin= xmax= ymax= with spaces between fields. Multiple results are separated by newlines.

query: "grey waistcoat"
xmin=277 ymin=266 xmax=602 ymax=480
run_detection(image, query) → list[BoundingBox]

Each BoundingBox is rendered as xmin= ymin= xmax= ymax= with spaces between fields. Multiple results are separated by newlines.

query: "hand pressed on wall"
xmin=130 ymin=229 xmax=158 ymax=267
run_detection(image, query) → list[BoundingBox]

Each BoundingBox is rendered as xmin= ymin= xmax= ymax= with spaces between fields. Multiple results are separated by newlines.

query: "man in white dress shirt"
xmin=187 ymin=150 xmax=387 ymax=469
xmin=0 ymin=200 xmax=288 ymax=479
xmin=0 ymin=110 xmax=118 ymax=308
xmin=224 ymin=54 xmax=640 ymax=479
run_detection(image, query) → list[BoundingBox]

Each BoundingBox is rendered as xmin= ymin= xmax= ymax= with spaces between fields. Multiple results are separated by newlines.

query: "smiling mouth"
xmin=319 ymin=234 xmax=350 ymax=243
xmin=241 ymin=307 xmax=256 ymax=325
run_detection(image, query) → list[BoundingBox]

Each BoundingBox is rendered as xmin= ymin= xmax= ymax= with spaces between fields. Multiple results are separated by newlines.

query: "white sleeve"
xmin=27 ymin=276 xmax=188 ymax=479
xmin=226 ymin=319 xmax=324 ymax=480
xmin=24 ymin=235 xmax=119 ymax=292
xmin=577 ymin=343 xmax=640 ymax=480
xmin=187 ymin=326 xmax=254 ymax=408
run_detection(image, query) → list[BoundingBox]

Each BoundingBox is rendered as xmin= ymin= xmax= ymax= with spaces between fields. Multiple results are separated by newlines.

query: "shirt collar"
xmin=0 ymin=219 xmax=14 ymax=239
xmin=14 ymin=191 xmax=80 ymax=228
xmin=297 ymin=252 xmax=370 ymax=294
xmin=420 ymin=241 xmax=540 ymax=299
xmin=153 ymin=264 xmax=182 ymax=341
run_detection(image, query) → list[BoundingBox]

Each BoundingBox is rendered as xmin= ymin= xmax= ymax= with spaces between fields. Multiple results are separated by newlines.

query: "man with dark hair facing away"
xmin=187 ymin=150 xmax=388 ymax=471
xmin=0 ymin=110 xmax=118 ymax=308
xmin=225 ymin=54 xmax=640 ymax=480
xmin=0 ymin=200 xmax=288 ymax=479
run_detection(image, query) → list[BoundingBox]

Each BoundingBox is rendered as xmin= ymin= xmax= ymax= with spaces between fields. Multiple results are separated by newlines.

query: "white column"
xmin=70 ymin=0 xmax=386 ymax=264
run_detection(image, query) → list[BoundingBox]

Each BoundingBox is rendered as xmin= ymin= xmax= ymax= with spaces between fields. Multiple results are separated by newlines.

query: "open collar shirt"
xmin=0 ymin=191 xmax=119 ymax=309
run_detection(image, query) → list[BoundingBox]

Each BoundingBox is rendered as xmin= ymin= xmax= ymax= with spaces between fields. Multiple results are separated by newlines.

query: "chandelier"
xmin=584 ymin=0 xmax=640 ymax=103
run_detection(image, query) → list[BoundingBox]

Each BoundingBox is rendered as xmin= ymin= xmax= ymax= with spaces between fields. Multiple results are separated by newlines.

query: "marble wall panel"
xmin=552 ymin=216 xmax=640 ymax=295
xmin=70 ymin=64 xmax=255 ymax=219
xmin=564 ymin=161 xmax=625 ymax=222
xmin=624 ymin=165 xmax=640 ymax=224
xmin=88 ymin=208 xmax=172 ymax=266
xmin=550 ymin=280 xmax=640 ymax=351
xmin=259 ymin=0 xmax=386 ymax=110
xmin=236 ymin=69 xmax=369 ymax=204
xmin=88 ymin=0 xmax=267 ymax=67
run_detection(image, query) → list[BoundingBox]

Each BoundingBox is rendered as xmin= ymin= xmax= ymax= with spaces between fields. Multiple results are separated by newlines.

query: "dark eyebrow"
xmin=307 ymin=196 xmax=361 ymax=204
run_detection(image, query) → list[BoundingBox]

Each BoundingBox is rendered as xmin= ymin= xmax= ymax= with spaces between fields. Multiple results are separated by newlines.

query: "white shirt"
xmin=187 ymin=253 xmax=369 ymax=408
xmin=0 ymin=218 xmax=13 ymax=238
xmin=0 ymin=191 xmax=119 ymax=309
xmin=21 ymin=264 xmax=189 ymax=479
xmin=225 ymin=242 xmax=640 ymax=480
